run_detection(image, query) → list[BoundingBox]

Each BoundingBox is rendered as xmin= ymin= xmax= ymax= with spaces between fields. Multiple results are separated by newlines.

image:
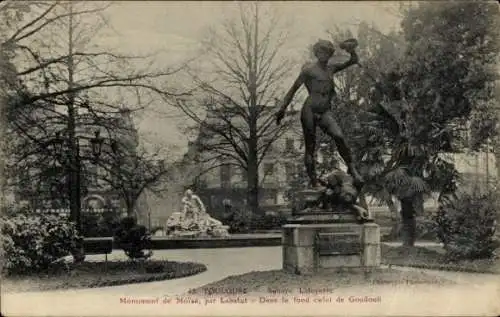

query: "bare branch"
xmin=174 ymin=3 xmax=293 ymax=196
xmin=8 ymin=2 xmax=112 ymax=44
xmin=6 ymin=1 xmax=60 ymax=44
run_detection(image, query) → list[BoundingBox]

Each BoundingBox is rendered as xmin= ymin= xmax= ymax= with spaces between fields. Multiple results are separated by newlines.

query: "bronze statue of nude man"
xmin=275 ymin=39 xmax=363 ymax=188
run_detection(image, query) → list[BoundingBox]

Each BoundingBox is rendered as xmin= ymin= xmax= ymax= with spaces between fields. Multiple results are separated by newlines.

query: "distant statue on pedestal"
xmin=166 ymin=189 xmax=229 ymax=237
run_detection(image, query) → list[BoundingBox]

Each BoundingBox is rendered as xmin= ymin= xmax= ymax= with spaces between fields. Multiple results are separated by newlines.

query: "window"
xmin=262 ymin=191 xmax=277 ymax=205
xmin=264 ymin=163 xmax=274 ymax=176
xmin=285 ymin=162 xmax=295 ymax=182
xmin=220 ymin=164 xmax=232 ymax=188
xmin=285 ymin=138 xmax=294 ymax=153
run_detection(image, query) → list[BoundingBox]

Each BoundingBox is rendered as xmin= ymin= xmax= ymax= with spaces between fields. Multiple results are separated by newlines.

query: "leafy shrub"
xmin=98 ymin=211 xmax=121 ymax=236
xmin=221 ymin=207 xmax=289 ymax=233
xmin=436 ymin=191 xmax=499 ymax=261
xmin=113 ymin=216 xmax=152 ymax=260
xmin=1 ymin=214 xmax=81 ymax=275
xmin=1 ymin=201 xmax=31 ymax=218
xmin=81 ymin=211 xmax=121 ymax=237
xmin=250 ymin=213 xmax=288 ymax=231
xmin=222 ymin=207 xmax=253 ymax=233
xmin=81 ymin=212 xmax=100 ymax=237
xmin=415 ymin=216 xmax=438 ymax=240
xmin=221 ymin=206 xmax=290 ymax=233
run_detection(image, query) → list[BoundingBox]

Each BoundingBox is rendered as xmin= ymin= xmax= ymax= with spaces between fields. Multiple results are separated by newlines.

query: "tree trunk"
xmin=246 ymin=3 xmax=261 ymax=217
xmin=495 ymin=138 xmax=500 ymax=196
xmin=400 ymin=196 xmax=417 ymax=247
xmin=66 ymin=3 xmax=85 ymax=264
xmin=387 ymin=197 xmax=400 ymax=240
xmin=0 ymin=94 xmax=6 ymax=216
xmin=126 ymin=199 xmax=136 ymax=218
xmin=246 ymin=153 xmax=260 ymax=216
xmin=495 ymin=124 xmax=500 ymax=237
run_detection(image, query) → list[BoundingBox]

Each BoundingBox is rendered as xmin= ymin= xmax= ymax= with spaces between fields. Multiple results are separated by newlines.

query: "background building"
xmin=79 ymin=107 xmax=140 ymax=214
xmin=13 ymin=106 xmax=141 ymax=217
xmin=178 ymin=114 xmax=497 ymax=219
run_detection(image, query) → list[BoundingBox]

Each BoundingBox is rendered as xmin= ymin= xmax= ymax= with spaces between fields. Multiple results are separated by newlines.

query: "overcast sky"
xmin=99 ymin=1 xmax=403 ymax=160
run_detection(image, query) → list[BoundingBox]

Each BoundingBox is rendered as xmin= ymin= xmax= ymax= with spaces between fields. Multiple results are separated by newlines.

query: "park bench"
xmin=50 ymin=237 xmax=113 ymax=273
xmin=83 ymin=237 xmax=113 ymax=270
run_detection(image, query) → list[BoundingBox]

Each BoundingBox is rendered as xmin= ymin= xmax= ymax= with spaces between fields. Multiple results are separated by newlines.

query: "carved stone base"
xmin=282 ymin=222 xmax=381 ymax=275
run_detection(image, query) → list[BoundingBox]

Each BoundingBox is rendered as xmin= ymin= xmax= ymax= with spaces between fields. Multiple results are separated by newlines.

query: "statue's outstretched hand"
xmin=339 ymin=38 xmax=358 ymax=52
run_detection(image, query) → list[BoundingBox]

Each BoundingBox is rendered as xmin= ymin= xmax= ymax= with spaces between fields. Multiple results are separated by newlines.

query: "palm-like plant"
xmin=344 ymin=1 xmax=497 ymax=246
xmin=347 ymin=69 xmax=463 ymax=246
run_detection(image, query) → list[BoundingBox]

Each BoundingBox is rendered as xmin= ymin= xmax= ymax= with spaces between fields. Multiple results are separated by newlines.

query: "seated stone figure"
xmin=181 ymin=189 xmax=203 ymax=225
xmin=166 ymin=189 xmax=229 ymax=237
xmin=315 ymin=168 xmax=371 ymax=222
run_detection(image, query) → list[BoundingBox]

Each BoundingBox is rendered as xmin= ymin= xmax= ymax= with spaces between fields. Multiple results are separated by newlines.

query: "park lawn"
xmin=2 ymin=260 xmax=207 ymax=293
xmin=381 ymin=244 xmax=500 ymax=274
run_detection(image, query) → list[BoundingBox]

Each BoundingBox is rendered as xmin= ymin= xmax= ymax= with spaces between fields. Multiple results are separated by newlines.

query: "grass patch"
xmin=192 ymin=267 xmax=453 ymax=295
xmin=381 ymin=245 xmax=500 ymax=274
xmin=2 ymin=260 xmax=207 ymax=293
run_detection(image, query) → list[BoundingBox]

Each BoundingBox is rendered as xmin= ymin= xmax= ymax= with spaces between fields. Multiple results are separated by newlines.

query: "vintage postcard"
xmin=1 ymin=1 xmax=499 ymax=316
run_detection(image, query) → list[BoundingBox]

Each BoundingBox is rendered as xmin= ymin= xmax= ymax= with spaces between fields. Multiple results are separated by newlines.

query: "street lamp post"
xmin=90 ymin=130 xmax=104 ymax=159
xmin=52 ymin=129 xmax=103 ymax=233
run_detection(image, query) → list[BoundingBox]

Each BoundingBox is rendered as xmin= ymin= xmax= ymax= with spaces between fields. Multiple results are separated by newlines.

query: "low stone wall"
xmin=82 ymin=235 xmax=282 ymax=251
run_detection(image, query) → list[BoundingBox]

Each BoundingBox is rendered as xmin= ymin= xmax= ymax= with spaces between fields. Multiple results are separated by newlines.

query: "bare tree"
xmin=96 ymin=140 xmax=171 ymax=217
xmin=2 ymin=1 xmax=189 ymax=224
xmin=174 ymin=2 xmax=297 ymax=215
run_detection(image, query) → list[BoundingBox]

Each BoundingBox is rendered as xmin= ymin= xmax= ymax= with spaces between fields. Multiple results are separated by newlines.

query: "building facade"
xmin=12 ymin=106 xmax=140 ymax=216
xmin=79 ymin=107 xmax=140 ymax=214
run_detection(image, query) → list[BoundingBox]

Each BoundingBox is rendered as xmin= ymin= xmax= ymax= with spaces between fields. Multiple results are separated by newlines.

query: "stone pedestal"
xmin=282 ymin=222 xmax=381 ymax=275
xmin=361 ymin=222 xmax=381 ymax=267
xmin=282 ymin=224 xmax=317 ymax=275
xmin=165 ymin=211 xmax=230 ymax=238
